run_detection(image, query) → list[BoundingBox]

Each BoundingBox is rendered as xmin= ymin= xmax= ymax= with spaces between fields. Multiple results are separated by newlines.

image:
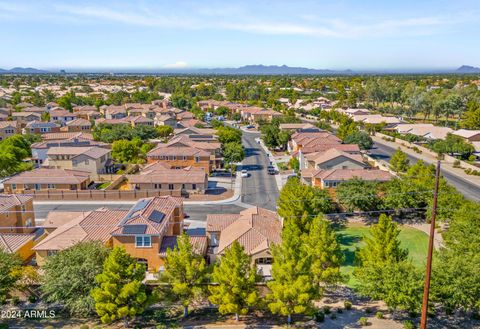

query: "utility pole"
xmin=420 ymin=160 xmax=441 ymax=329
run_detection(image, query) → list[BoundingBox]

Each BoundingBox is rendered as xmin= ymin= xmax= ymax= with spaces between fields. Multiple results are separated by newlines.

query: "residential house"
xmin=394 ymin=124 xmax=453 ymax=140
xmin=0 ymin=121 xmax=20 ymax=141
xmin=42 ymin=211 xmax=84 ymax=234
xmin=352 ymin=114 xmax=402 ymax=128
xmin=41 ymin=131 xmax=95 ymax=141
xmin=303 ymin=148 xmax=367 ymax=170
xmin=0 ymin=233 xmax=37 ymax=262
xmin=301 ymin=168 xmax=393 ymax=189
xmin=3 ymin=168 xmax=91 ymax=193
xmin=45 ymin=146 xmax=113 ymax=175
xmin=339 ymin=108 xmax=371 ymax=117
xmin=452 ymin=129 xmax=480 ymax=142
xmin=104 ymin=106 xmax=127 ymax=119
xmin=24 ymin=121 xmax=60 ymax=134
xmin=64 ymin=118 xmax=92 ymax=132
xmin=23 ymin=106 xmax=47 ymax=115
xmin=128 ymin=116 xmax=154 ymax=127
xmin=289 ymin=131 xmax=342 ymax=152
xmin=127 ymin=162 xmax=208 ymax=194
xmin=279 ymin=123 xmax=317 ymax=132
xmin=33 ymin=196 xmax=207 ymax=271
xmin=206 ymin=207 xmax=282 ymax=278
xmin=75 ymin=110 xmax=102 ymax=121
xmin=0 ymin=194 xmax=35 ymax=233
xmin=241 ymin=107 xmax=282 ymax=123
xmin=11 ymin=112 xmax=41 ymax=126
xmin=154 ymin=114 xmax=177 ymax=128
xmin=177 ymin=118 xmax=202 ymax=129
xmin=50 ymin=109 xmax=77 ymax=126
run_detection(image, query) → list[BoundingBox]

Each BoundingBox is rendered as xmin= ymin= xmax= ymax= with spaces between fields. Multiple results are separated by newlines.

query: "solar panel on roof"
xmin=122 ymin=224 xmax=147 ymax=235
xmin=121 ymin=198 xmax=150 ymax=224
xmin=149 ymin=210 xmax=165 ymax=223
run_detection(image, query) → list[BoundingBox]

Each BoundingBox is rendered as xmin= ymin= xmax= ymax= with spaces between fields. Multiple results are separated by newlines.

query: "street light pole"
xmin=420 ymin=160 xmax=441 ymax=329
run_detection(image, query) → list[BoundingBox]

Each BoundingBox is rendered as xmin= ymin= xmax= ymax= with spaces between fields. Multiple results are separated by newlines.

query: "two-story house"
xmin=0 ymin=121 xmax=20 ymax=141
xmin=0 ymin=194 xmax=35 ymax=233
xmin=24 ymin=121 xmax=60 ymax=134
xmin=64 ymin=118 xmax=92 ymax=132
xmin=50 ymin=109 xmax=77 ymax=126
xmin=45 ymin=146 xmax=113 ymax=175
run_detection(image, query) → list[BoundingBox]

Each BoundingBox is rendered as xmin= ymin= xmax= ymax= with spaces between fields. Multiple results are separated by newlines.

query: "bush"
xmin=453 ymin=159 xmax=461 ymax=168
xmin=330 ymin=313 xmax=337 ymax=320
xmin=0 ymin=324 xmax=9 ymax=329
xmin=358 ymin=317 xmax=369 ymax=326
xmin=44 ymin=326 xmax=54 ymax=329
xmin=365 ymin=307 xmax=372 ymax=314
xmin=156 ymin=325 xmax=167 ymax=329
xmin=344 ymin=300 xmax=352 ymax=310
xmin=27 ymin=295 xmax=37 ymax=303
xmin=468 ymin=155 xmax=477 ymax=162
xmin=323 ymin=305 xmax=331 ymax=314
xmin=403 ymin=320 xmax=416 ymax=329
xmin=375 ymin=311 xmax=384 ymax=319
xmin=337 ymin=308 xmax=343 ymax=314
xmin=314 ymin=310 xmax=325 ymax=322
xmin=10 ymin=296 xmax=20 ymax=305
xmin=79 ymin=325 xmax=89 ymax=329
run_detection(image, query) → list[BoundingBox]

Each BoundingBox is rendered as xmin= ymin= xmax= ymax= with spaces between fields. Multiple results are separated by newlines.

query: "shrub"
xmin=330 ymin=313 xmax=337 ymax=320
xmin=44 ymin=326 xmax=54 ymax=329
xmin=375 ymin=311 xmax=384 ymax=319
xmin=79 ymin=325 xmax=89 ymax=329
xmin=10 ymin=296 xmax=20 ymax=305
xmin=358 ymin=317 xmax=369 ymax=326
xmin=156 ymin=325 xmax=167 ymax=329
xmin=0 ymin=324 xmax=9 ymax=329
xmin=365 ymin=307 xmax=372 ymax=314
xmin=468 ymin=155 xmax=476 ymax=162
xmin=314 ymin=311 xmax=325 ymax=322
xmin=323 ymin=305 xmax=331 ymax=314
xmin=344 ymin=300 xmax=352 ymax=310
xmin=337 ymin=308 xmax=343 ymax=314
xmin=453 ymin=159 xmax=461 ymax=168
xmin=27 ymin=295 xmax=37 ymax=303
xmin=403 ymin=320 xmax=415 ymax=329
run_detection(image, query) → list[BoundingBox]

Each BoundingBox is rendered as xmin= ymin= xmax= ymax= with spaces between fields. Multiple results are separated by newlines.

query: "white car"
xmin=241 ymin=170 xmax=249 ymax=178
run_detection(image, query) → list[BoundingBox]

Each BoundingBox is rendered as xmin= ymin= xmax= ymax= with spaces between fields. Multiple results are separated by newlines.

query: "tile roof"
xmin=47 ymin=146 xmax=110 ymax=159
xmin=305 ymin=148 xmax=365 ymax=166
xmin=148 ymin=145 xmax=210 ymax=157
xmin=307 ymin=168 xmax=393 ymax=181
xmin=128 ymin=167 xmax=206 ymax=184
xmin=299 ymin=143 xmax=360 ymax=155
xmin=0 ymin=121 xmax=18 ymax=129
xmin=4 ymin=168 xmax=91 ymax=185
xmin=279 ymin=123 xmax=316 ymax=130
xmin=158 ymin=235 xmax=208 ymax=256
xmin=452 ymin=129 xmax=480 ymax=139
xmin=0 ymin=194 xmax=33 ymax=212
xmin=43 ymin=211 xmax=84 ymax=228
xmin=42 ymin=132 xmax=94 ymax=141
xmin=0 ymin=233 xmax=35 ymax=253
xmin=25 ymin=121 xmax=59 ymax=129
xmin=206 ymin=214 xmax=241 ymax=232
xmin=112 ymin=196 xmax=183 ymax=236
xmin=208 ymin=207 xmax=282 ymax=255
xmin=66 ymin=118 xmax=91 ymax=126
xmin=33 ymin=209 xmax=127 ymax=251
xmin=50 ymin=109 xmax=76 ymax=117
xmin=292 ymin=131 xmax=342 ymax=146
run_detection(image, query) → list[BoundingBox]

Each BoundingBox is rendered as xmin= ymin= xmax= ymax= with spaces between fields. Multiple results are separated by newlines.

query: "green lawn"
xmin=336 ymin=222 xmax=429 ymax=288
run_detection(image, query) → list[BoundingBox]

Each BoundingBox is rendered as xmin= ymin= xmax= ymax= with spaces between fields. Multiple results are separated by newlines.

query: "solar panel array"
xmin=122 ymin=224 xmax=147 ymax=235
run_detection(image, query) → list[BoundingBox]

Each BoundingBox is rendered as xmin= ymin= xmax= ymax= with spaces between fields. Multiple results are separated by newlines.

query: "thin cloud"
xmin=164 ymin=61 xmax=188 ymax=68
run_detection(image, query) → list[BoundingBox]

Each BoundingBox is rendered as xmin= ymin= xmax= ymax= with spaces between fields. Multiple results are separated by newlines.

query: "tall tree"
xmin=277 ymin=177 xmax=332 ymax=233
xmin=208 ymin=241 xmax=259 ymax=321
xmin=42 ymin=241 xmax=110 ymax=316
xmin=389 ymin=148 xmax=410 ymax=173
xmin=91 ymin=247 xmax=148 ymax=325
xmin=268 ymin=222 xmax=315 ymax=324
xmin=160 ymin=233 xmax=207 ymax=317
xmin=336 ymin=178 xmax=381 ymax=212
xmin=0 ymin=250 xmax=21 ymax=300
xmin=305 ymin=216 xmax=344 ymax=294
xmin=343 ymin=131 xmax=373 ymax=150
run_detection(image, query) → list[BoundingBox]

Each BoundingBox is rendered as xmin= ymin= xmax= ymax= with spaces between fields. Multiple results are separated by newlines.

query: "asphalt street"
xmin=370 ymin=141 xmax=480 ymax=202
xmin=240 ymin=130 xmax=280 ymax=211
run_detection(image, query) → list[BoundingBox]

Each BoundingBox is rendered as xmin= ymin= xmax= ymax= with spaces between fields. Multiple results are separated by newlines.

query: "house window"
xmin=135 ymin=235 xmax=152 ymax=248
xmin=182 ymin=184 xmax=186 ymax=189
xmin=85 ymin=159 xmax=89 ymax=165
xmin=168 ymin=184 xmax=174 ymax=190
xmin=192 ymin=184 xmax=196 ymax=190
xmin=25 ymin=219 xmax=32 ymax=227
xmin=47 ymin=250 xmax=58 ymax=257
xmin=72 ymin=160 xmax=77 ymax=166
xmin=34 ymin=184 xmax=41 ymax=191
xmin=47 ymin=184 xmax=55 ymax=189
xmin=21 ymin=205 xmax=26 ymax=212
xmin=195 ymin=156 xmax=200 ymax=163
xmin=12 ymin=184 xmax=17 ymax=190
xmin=255 ymin=257 xmax=273 ymax=265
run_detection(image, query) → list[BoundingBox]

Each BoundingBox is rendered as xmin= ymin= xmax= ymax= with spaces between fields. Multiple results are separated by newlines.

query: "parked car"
xmin=246 ymin=125 xmax=255 ymax=129
xmin=267 ymin=166 xmax=276 ymax=175
xmin=241 ymin=170 xmax=249 ymax=178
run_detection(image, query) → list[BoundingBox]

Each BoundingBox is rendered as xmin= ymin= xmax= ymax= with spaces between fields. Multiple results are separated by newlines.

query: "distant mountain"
xmin=0 ymin=67 xmax=50 ymax=74
xmin=455 ymin=65 xmax=480 ymax=73
xmin=192 ymin=64 xmax=354 ymax=75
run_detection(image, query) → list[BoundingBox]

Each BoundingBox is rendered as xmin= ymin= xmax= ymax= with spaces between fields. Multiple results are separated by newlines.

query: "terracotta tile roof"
xmin=12 ymin=112 xmax=41 ymax=118
xmin=129 ymin=116 xmax=153 ymax=124
xmin=0 ymin=121 xmax=18 ymax=129
xmin=0 ymin=233 xmax=35 ymax=253
xmin=112 ymin=196 xmax=183 ymax=236
xmin=25 ymin=121 xmax=59 ymax=129
xmin=279 ymin=123 xmax=316 ymax=130
xmin=299 ymin=143 xmax=360 ymax=155
xmin=210 ymin=207 xmax=282 ymax=255
xmin=47 ymin=146 xmax=110 ymax=159
xmin=23 ymin=106 xmax=47 ymax=113
xmin=128 ymin=167 xmax=206 ymax=184
xmin=206 ymin=214 xmax=241 ymax=232
xmin=167 ymin=135 xmax=221 ymax=151
xmin=43 ymin=211 xmax=84 ymax=228
xmin=0 ymin=194 xmax=33 ymax=212
xmin=452 ymin=129 xmax=480 ymax=139
xmin=50 ymin=109 xmax=76 ymax=117
xmin=66 ymin=118 xmax=91 ymax=126
xmin=309 ymin=168 xmax=393 ymax=181
xmin=42 ymin=132 xmax=94 ymax=141
xmin=292 ymin=131 xmax=342 ymax=146
xmin=352 ymin=114 xmax=402 ymax=124
xmin=148 ymin=145 xmax=210 ymax=157
xmin=158 ymin=235 xmax=207 ymax=256
xmin=4 ymin=168 xmax=91 ymax=185
xmin=305 ymin=148 xmax=365 ymax=166
xmin=96 ymin=118 xmax=130 ymax=125
xmin=33 ymin=209 xmax=128 ymax=251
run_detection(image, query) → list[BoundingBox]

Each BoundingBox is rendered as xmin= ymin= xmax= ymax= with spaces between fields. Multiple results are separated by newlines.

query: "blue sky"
xmin=0 ymin=0 xmax=479 ymax=70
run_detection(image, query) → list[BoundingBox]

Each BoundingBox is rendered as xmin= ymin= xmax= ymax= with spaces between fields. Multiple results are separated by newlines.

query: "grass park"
xmin=337 ymin=222 xmax=429 ymax=287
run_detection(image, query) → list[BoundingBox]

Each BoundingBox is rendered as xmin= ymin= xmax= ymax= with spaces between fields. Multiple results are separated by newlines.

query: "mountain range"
xmin=0 ymin=65 xmax=479 ymax=75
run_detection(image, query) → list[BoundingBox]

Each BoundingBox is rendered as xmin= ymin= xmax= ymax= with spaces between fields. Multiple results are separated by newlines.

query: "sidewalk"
xmin=255 ymin=136 xmax=285 ymax=190
xmin=372 ymin=135 xmax=480 ymax=188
